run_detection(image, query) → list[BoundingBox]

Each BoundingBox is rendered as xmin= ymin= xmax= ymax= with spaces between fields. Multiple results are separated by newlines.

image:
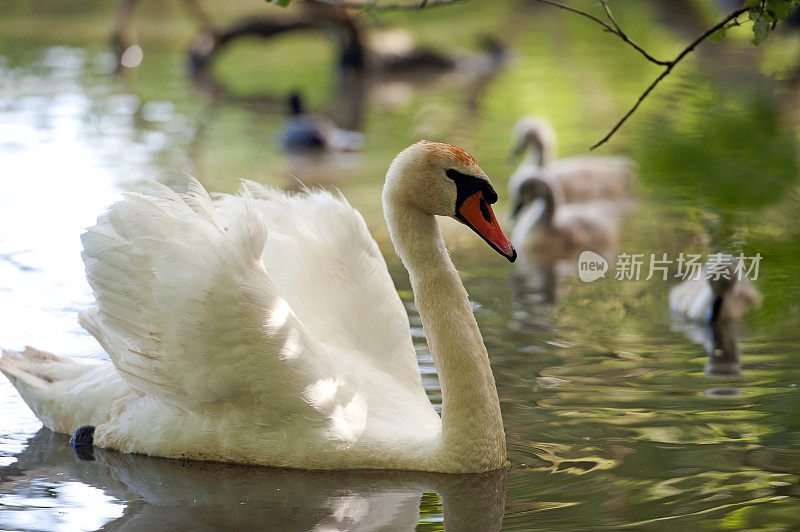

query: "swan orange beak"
xmin=456 ymin=191 xmax=517 ymax=262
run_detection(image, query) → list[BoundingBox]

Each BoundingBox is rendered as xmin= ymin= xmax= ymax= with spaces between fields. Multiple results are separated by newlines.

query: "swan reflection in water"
xmin=509 ymin=246 xmax=617 ymax=333
xmin=0 ymin=429 xmax=506 ymax=531
xmin=671 ymin=313 xmax=743 ymax=378
xmin=510 ymin=257 xmax=558 ymax=332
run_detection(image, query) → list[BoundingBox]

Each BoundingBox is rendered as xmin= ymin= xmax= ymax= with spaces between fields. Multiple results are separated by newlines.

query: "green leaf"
xmin=267 ymin=0 xmax=293 ymax=6
xmin=752 ymin=15 xmax=769 ymax=45
xmin=708 ymin=27 xmax=727 ymax=42
xmin=766 ymin=0 xmax=793 ymax=20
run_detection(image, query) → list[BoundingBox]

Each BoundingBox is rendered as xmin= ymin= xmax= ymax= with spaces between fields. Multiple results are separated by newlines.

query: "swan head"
xmin=510 ymin=176 xmax=562 ymax=219
xmin=384 ymin=140 xmax=516 ymax=262
xmin=509 ymin=116 xmax=557 ymax=167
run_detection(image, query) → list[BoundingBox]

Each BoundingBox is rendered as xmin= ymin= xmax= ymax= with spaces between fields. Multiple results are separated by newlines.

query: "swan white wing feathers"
xmin=669 ymin=277 xmax=712 ymax=321
xmin=80 ymin=179 xmax=326 ymax=414
xmin=80 ymin=178 xmax=428 ymax=418
xmin=223 ymin=181 xmax=423 ymax=391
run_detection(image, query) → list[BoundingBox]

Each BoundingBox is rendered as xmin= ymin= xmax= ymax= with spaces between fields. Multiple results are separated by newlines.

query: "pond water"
xmin=1 ymin=0 xmax=800 ymax=529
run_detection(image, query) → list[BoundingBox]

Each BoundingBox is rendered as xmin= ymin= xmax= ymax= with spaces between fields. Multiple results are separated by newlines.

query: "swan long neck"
xmin=510 ymin=181 xmax=558 ymax=246
xmin=526 ymin=134 xmax=547 ymax=167
xmin=383 ymin=197 xmax=505 ymax=471
xmin=521 ymin=128 xmax=555 ymax=168
xmin=535 ymin=191 xmax=556 ymax=227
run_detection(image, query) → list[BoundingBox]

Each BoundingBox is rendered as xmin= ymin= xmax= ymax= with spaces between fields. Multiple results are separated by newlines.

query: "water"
xmin=1 ymin=1 xmax=800 ymax=529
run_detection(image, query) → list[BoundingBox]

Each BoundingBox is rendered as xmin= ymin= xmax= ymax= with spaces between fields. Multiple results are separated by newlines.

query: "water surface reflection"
xmin=1 ymin=430 xmax=505 ymax=531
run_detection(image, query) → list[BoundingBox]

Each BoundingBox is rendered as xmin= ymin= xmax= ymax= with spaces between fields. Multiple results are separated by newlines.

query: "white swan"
xmin=0 ymin=140 xmax=516 ymax=473
xmin=508 ymin=116 xmax=636 ymax=207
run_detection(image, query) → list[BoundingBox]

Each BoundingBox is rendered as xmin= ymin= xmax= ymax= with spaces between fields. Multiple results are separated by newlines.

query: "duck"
xmin=0 ymin=141 xmax=516 ymax=473
xmin=507 ymin=116 xmax=636 ymax=207
xmin=510 ymin=175 xmax=620 ymax=259
xmin=281 ymin=92 xmax=364 ymax=153
xmin=669 ymin=258 xmax=761 ymax=323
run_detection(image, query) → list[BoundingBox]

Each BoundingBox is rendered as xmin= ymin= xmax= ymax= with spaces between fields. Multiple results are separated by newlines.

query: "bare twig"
xmin=312 ymin=0 xmax=467 ymax=10
xmin=590 ymin=7 xmax=747 ymax=149
xmin=532 ymin=0 xmax=670 ymax=66
xmin=599 ymin=0 xmax=621 ymax=33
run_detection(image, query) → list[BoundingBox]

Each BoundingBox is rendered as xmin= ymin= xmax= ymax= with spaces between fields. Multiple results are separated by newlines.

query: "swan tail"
xmin=0 ymin=345 xmax=125 ymax=436
xmin=0 ymin=347 xmax=84 ymax=433
xmin=0 ymin=346 xmax=75 ymax=388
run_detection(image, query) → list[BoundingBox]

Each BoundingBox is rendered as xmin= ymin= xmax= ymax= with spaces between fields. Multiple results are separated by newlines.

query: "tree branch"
xmin=311 ymin=0 xmax=468 ymax=10
xmin=531 ymin=0 xmax=670 ymax=66
xmin=590 ymin=7 xmax=747 ymax=149
xmin=530 ymin=1 xmax=754 ymax=147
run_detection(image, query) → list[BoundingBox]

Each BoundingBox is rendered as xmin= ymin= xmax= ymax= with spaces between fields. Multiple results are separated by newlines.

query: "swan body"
xmin=0 ymin=141 xmax=515 ymax=473
xmin=508 ymin=116 xmax=636 ymax=206
xmin=510 ymin=175 xmax=620 ymax=259
xmin=669 ymin=261 xmax=761 ymax=322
